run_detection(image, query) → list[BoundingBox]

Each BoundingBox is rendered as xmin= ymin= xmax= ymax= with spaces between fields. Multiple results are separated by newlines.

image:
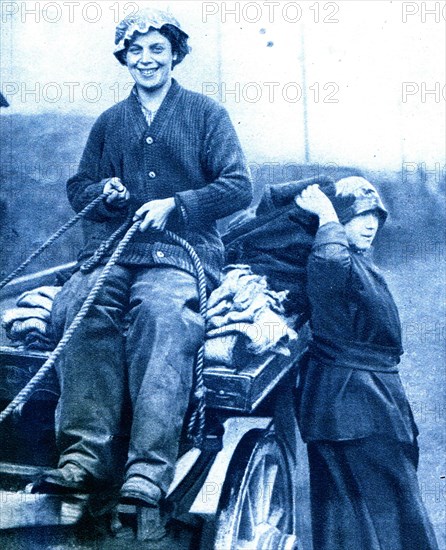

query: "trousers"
xmin=307 ymin=436 xmax=439 ymax=550
xmin=50 ymin=265 xmax=204 ymax=499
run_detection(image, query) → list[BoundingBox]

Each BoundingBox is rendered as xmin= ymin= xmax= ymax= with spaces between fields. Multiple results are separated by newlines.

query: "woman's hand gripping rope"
xmin=103 ymin=177 xmax=130 ymax=207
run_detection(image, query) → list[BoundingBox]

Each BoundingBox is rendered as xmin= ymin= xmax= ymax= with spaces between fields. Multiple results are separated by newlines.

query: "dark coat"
xmin=295 ymin=222 xmax=418 ymax=443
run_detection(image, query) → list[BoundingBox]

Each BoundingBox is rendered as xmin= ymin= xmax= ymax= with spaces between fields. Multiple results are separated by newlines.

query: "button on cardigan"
xmin=67 ymin=79 xmax=253 ymax=287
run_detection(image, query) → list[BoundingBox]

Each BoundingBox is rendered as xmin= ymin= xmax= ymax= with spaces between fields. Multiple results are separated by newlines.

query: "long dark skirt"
xmin=307 ymin=436 xmax=439 ymax=550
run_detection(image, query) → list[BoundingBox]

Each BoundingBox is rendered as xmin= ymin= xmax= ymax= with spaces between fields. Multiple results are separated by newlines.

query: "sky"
xmin=1 ymin=0 xmax=445 ymax=170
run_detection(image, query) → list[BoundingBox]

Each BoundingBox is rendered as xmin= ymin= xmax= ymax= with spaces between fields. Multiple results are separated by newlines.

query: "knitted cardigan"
xmin=67 ymin=79 xmax=252 ymax=287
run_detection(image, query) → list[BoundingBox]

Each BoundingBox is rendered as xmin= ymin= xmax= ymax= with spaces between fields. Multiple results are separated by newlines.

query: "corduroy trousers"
xmin=50 ymin=265 xmax=204 ymax=501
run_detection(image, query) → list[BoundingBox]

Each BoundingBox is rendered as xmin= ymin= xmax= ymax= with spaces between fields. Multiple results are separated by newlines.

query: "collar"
xmin=132 ymin=87 xmax=158 ymax=126
xmin=127 ymin=79 xmax=183 ymax=139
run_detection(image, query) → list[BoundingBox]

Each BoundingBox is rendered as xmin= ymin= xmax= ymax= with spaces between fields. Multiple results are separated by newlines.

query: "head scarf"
xmin=325 ymin=176 xmax=388 ymax=226
xmin=114 ymin=8 xmax=190 ymax=67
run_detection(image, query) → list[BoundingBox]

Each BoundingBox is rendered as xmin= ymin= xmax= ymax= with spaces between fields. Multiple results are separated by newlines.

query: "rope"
xmin=0 ymin=207 xmax=209 ymax=447
xmin=0 ymin=194 xmax=107 ymax=291
xmin=164 ymin=230 xmax=208 ymax=448
xmin=0 ymin=220 xmax=139 ymax=424
xmin=80 ymin=215 xmax=133 ymax=273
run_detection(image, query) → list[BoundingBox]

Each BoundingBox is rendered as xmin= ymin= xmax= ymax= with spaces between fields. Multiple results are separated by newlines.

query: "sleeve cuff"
xmin=174 ymin=194 xmax=189 ymax=225
xmin=175 ymin=189 xmax=200 ymax=225
xmin=313 ymin=222 xmax=349 ymax=249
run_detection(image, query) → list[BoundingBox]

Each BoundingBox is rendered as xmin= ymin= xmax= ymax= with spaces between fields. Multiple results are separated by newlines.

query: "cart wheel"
xmin=213 ymin=429 xmax=298 ymax=550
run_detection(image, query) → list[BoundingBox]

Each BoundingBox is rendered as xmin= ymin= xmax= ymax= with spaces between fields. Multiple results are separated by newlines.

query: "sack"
xmin=223 ymin=176 xmax=334 ymax=324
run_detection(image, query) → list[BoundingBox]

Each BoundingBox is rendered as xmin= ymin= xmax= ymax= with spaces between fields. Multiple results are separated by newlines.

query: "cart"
xmin=0 ymin=264 xmax=310 ymax=550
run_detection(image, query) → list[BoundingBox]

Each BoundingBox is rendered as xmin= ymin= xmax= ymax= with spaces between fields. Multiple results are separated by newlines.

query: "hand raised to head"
xmin=295 ymin=184 xmax=339 ymax=226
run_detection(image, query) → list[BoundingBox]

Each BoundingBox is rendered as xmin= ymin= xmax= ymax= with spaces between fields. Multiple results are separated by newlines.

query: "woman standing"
xmin=294 ymin=178 xmax=438 ymax=549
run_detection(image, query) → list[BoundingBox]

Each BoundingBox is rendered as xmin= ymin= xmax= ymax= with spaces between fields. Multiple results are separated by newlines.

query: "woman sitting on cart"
xmin=294 ymin=178 xmax=438 ymax=550
xmin=31 ymin=7 xmax=252 ymax=541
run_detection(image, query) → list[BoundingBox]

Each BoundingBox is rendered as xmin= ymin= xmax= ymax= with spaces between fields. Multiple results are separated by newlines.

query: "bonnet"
xmin=114 ymin=8 xmax=190 ymax=67
xmin=326 ymin=176 xmax=388 ymax=226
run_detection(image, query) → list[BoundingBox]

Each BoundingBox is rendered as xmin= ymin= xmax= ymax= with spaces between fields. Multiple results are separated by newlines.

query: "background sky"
xmin=1 ymin=0 xmax=445 ymax=171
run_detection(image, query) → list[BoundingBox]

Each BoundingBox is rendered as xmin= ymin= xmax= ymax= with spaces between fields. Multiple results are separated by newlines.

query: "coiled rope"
xmin=0 ymin=194 xmax=107 ymax=291
xmin=0 ymin=199 xmax=208 ymax=447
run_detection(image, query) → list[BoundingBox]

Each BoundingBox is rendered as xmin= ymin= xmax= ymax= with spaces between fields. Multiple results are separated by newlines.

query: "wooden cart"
xmin=0 ymin=266 xmax=310 ymax=550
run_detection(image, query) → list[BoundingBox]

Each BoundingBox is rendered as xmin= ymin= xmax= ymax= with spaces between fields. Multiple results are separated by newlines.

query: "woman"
xmin=294 ymin=178 xmax=438 ymax=550
xmin=31 ymin=7 xmax=252 ymax=541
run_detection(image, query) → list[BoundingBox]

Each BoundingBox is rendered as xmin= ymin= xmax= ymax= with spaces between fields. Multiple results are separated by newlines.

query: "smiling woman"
xmin=126 ymin=33 xmax=177 ymax=95
xmin=343 ymin=212 xmax=379 ymax=252
xmin=113 ymin=9 xmax=190 ymax=136
xmin=27 ymin=6 xmax=253 ymax=544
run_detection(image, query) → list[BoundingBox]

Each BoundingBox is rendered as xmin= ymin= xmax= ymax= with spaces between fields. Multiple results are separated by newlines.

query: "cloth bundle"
xmin=223 ymin=176 xmax=334 ymax=320
xmin=204 ymin=265 xmax=298 ymax=367
xmin=1 ymin=286 xmax=61 ymax=350
xmin=2 ymin=267 xmax=296 ymax=368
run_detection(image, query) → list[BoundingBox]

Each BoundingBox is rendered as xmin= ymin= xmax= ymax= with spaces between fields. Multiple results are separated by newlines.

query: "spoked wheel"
xmin=213 ymin=429 xmax=298 ymax=550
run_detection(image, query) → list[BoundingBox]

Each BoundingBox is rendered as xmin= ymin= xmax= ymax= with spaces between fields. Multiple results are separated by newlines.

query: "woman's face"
xmin=126 ymin=30 xmax=177 ymax=93
xmin=343 ymin=211 xmax=379 ymax=251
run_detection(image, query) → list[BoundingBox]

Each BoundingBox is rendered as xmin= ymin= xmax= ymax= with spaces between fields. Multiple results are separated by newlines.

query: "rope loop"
xmin=164 ymin=229 xmax=208 ymax=447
